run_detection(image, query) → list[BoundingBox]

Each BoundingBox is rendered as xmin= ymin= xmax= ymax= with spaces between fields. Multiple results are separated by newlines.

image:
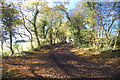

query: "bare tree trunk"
xmin=24 ymin=22 xmax=33 ymax=49
xmin=34 ymin=27 xmax=40 ymax=47
xmin=27 ymin=6 xmax=40 ymax=47
xmin=33 ymin=7 xmax=40 ymax=47
xmin=53 ymin=39 xmax=56 ymax=44
xmin=23 ymin=15 xmax=33 ymax=48
xmin=33 ymin=20 xmax=40 ymax=46
xmin=20 ymin=7 xmax=34 ymax=49
xmin=9 ymin=30 xmax=14 ymax=55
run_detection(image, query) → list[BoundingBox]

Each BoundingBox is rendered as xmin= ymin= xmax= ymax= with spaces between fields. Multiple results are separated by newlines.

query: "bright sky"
xmin=4 ymin=0 xmax=78 ymax=9
xmin=45 ymin=0 xmax=78 ymax=9
xmin=4 ymin=0 xmax=119 ymax=2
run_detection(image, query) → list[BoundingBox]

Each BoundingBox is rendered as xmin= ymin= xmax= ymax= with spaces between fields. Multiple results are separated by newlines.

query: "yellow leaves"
xmin=67 ymin=61 xmax=78 ymax=64
xmin=23 ymin=2 xmax=32 ymax=7
xmin=43 ymin=5 xmax=50 ymax=12
xmin=29 ymin=1 xmax=40 ymax=5
xmin=90 ymin=10 xmax=95 ymax=15
xmin=79 ymin=16 xmax=82 ymax=17
xmin=23 ymin=1 xmax=47 ymax=7
xmin=58 ymin=23 xmax=71 ymax=36
xmin=29 ymin=1 xmax=46 ymax=5
xmin=70 ymin=48 xmax=100 ymax=57
xmin=83 ymin=10 xmax=96 ymax=25
xmin=84 ymin=16 xmax=95 ymax=25
xmin=66 ymin=31 xmax=72 ymax=36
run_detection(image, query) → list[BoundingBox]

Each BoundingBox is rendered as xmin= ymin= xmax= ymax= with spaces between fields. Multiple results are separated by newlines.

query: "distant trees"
xmin=56 ymin=4 xmax=89 ymax=46
xmin=45 ymin=6 xmax=65 ymax=44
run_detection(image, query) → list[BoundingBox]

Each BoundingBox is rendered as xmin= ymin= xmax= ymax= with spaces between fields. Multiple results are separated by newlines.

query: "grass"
xmin=0 ymin=42 xmax=38 ymax=56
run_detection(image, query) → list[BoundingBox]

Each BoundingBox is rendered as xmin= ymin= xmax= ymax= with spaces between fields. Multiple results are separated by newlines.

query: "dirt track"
xmin=2 ymin=43 xmax=120 ymax=79
xmin=48 ymin=43 xmax=116 ymax=78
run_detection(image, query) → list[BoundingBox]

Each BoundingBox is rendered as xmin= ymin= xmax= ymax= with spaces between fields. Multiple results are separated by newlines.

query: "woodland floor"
xmin=2 ymin=43 xmax=120 ymax=79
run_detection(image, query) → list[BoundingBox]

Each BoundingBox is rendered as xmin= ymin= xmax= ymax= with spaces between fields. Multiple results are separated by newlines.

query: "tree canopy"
xmin=0 ymin=1 xmax=119 ymax=55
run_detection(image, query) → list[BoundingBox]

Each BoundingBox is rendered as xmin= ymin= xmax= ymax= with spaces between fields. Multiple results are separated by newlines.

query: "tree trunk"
xmin=113 ymin=34 xmax=119 ymax=50
xmin=23 ymin=18 xmax=33 ymax=48
xmin=49 ymin=30 xmax=53 ymax=45
xmin=1 ymin=28 xmax=4 ymax=54
xmin=113 ymin=39 xmax=117 ymax=50
xmin=9 ymin=30 xmax=14 ymax=55
xmin=43 ymin=26 xmax=46 ymax=39
xmin=1 ymin=41 xmax=3 ymax=54
xmin=34 ymin=24 xmax=40 ymax=47
xmin=33 ymin=8 xmax=40 ymax=47
xmin=53 ymin=39 xmax=56 ymax=44
xmin=22 ymin=14 xmax=33 ymax=49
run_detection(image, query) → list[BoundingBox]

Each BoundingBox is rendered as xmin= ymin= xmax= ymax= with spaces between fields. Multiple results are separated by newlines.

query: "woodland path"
xmin=2 ymin=43 xmax=120 ymax=79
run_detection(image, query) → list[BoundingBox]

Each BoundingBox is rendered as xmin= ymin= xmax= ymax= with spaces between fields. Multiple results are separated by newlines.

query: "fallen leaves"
xmin=70 ymin=48 xmax=100 ymax=56
xmin=2 ymin=43 xmax=120 ymax=78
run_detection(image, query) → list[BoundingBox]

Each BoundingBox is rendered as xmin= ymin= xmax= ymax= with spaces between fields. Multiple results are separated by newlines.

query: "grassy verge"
xmin=0 ymin=42 xmax=38 ymax=57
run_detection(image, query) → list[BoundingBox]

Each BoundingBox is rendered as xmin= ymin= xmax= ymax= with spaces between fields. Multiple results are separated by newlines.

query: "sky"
xmin=4 ymin=0 xmax=120 ymax=2
xmin=3 ymin=0 xmax=78 ymax=10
